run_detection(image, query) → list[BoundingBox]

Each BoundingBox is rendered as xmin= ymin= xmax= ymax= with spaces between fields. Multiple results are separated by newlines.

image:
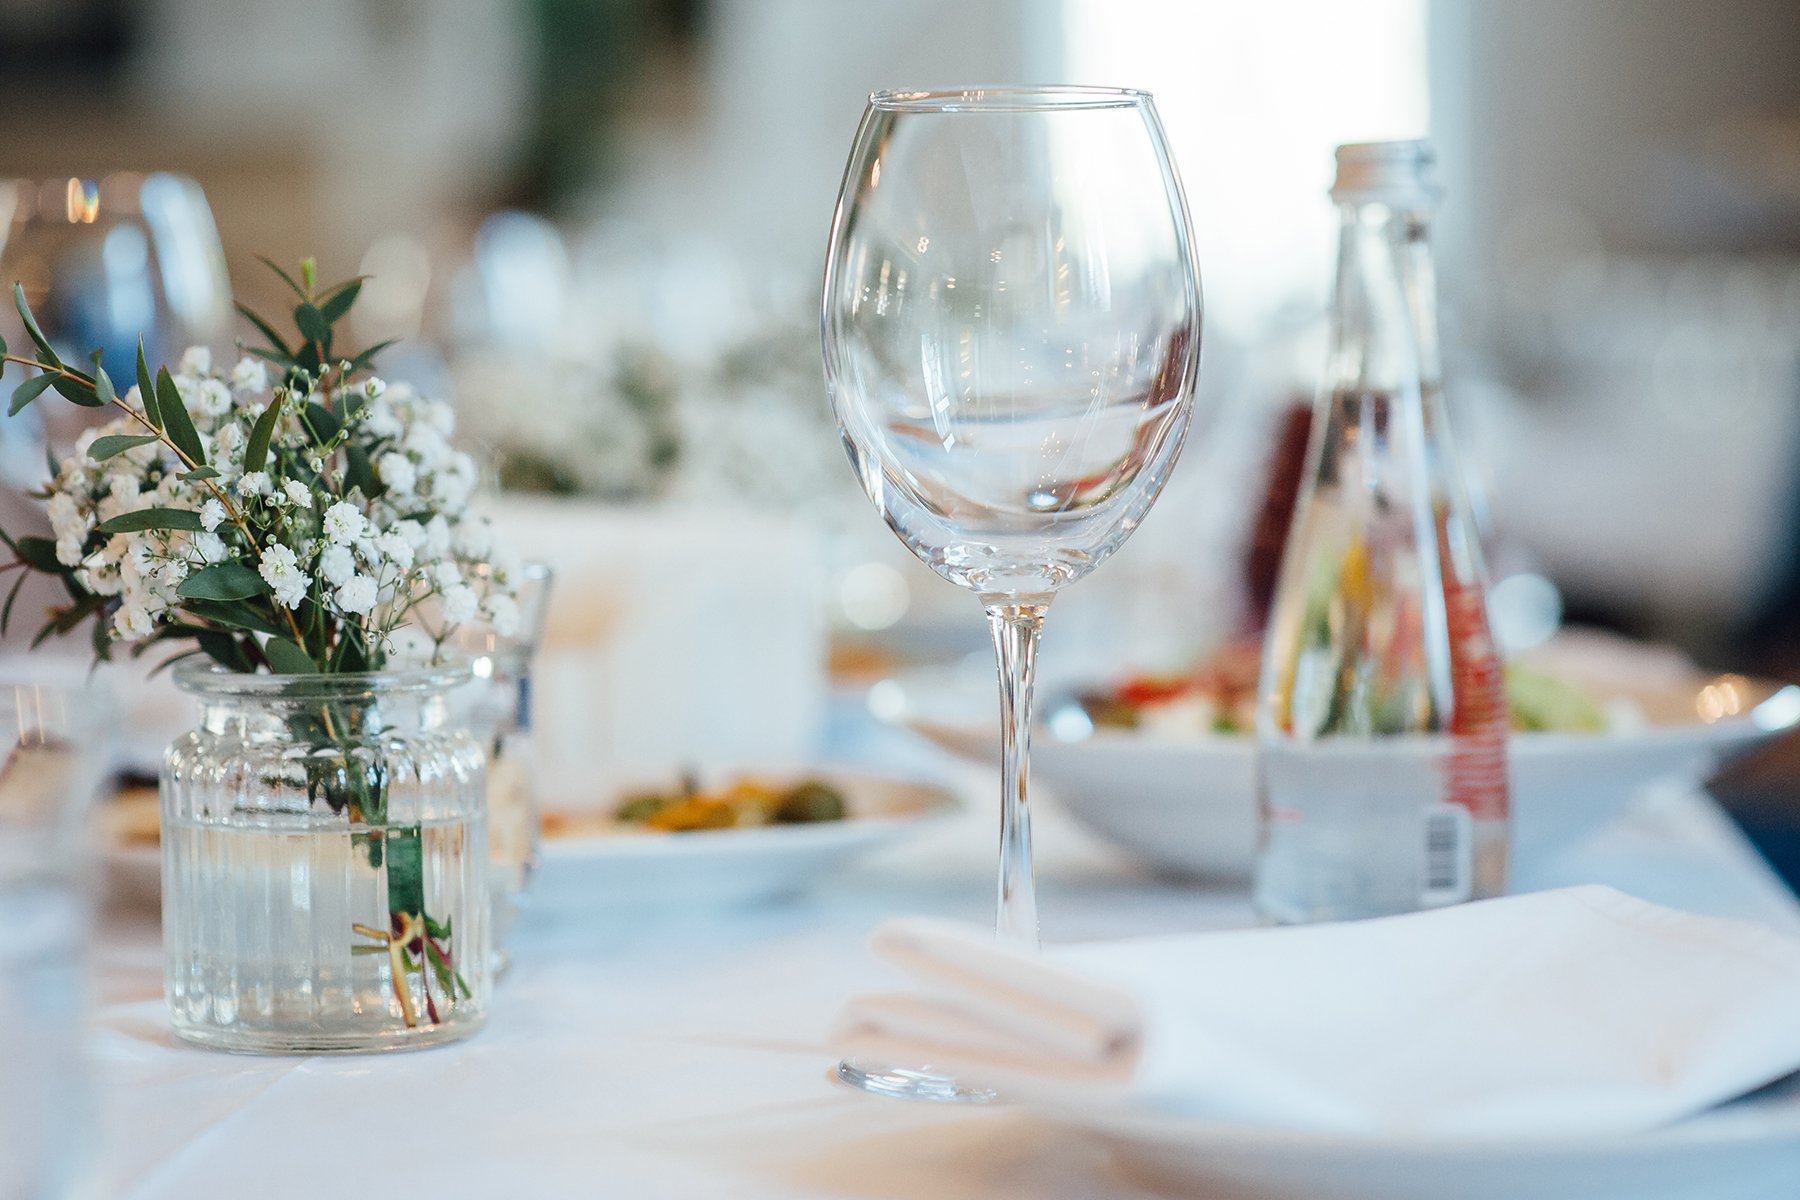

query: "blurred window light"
xmin=1064 ymin=0 xmax=1428 ymax=335
xmin=839 ymin=562 xmax=912 ymax=631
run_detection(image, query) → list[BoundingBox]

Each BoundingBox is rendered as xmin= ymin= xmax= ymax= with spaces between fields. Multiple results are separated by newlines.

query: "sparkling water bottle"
xmin=1253 ymin=141 xmax=1509 ymax=924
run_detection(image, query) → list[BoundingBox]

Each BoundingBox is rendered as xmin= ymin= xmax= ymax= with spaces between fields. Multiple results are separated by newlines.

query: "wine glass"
xmin=822 ymin=86 xmax=1201 ymax=1100
xmin=0 ymin=172 xmax=231 ymax=485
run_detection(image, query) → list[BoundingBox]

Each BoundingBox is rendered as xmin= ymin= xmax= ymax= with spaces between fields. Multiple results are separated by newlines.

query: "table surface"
xmin=91 ymin=712 xmax=1800 ymax=1200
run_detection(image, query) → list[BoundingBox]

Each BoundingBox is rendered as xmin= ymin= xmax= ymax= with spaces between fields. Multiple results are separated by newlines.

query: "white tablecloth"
xmin=91 ymin=715 xmax=1800 ymax=1200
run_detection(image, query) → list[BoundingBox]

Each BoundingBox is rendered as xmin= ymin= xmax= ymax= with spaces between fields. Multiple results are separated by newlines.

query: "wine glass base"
xmin=836 ymin=1060 xmax=998 ymax=1104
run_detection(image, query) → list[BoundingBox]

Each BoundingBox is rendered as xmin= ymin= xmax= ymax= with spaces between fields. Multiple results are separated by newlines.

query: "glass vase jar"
xmin=162 ymin=662 xmax=490 ymax=1053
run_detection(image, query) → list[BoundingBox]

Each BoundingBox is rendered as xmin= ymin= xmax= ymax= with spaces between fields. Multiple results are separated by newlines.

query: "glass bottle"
xmin=1253 ymin=140 xmax=1508 ymax=924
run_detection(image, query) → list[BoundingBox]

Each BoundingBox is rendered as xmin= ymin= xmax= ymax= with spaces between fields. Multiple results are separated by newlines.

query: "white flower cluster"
xmin=43 ymin=350 xmax=522 ymax=656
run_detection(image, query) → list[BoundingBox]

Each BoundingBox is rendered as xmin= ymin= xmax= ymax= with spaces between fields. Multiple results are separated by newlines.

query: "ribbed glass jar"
xmin=162 ymin=663 xmax=490 ymax=1053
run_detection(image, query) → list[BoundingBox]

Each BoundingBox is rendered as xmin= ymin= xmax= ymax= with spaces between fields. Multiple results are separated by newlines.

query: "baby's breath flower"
xmin=376 ymin=452 xmax=416 ymax=496
xmin=192 ymin=532 xmax=227 ymax=564
xmin=284 ymin=481 xmax=313 ymax=509
xmin=113 ymin=602 xmax=155 ymax=642
xmin=485 ymin=593 xmax=521 ymax=638
xmin=200 ymin=499 xmax=227 ymax=532
xmin=319 ymin=543 xmax=356 ymax=587
xmin=178 ymin=346 xmax=212 ymax=376
xmin=258 ymin=544 xmax=310 ymax=609
xmin=230 ymin=356 xmax=268 ymax=393
xmin=440 ymin=584 xmax=477 ymax=626
xmin=193 ymin=379 xmax=232 ymax=418
xmin=374 ymin=529 xmax=414 ymax=571
xmin=334 ymin=574 xmax=378 ymax=616
xmin=322 ymin=501 xmax=365 ymax=545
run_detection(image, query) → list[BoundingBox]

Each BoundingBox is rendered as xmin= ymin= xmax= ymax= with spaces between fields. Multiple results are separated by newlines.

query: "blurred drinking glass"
xmin=450 ymin=563 xmax=555 ymax=971
xmin=0 ymin=679 xmax=109 ymax=1199
xmin=0 ymin=173 xmax=231 ymax=487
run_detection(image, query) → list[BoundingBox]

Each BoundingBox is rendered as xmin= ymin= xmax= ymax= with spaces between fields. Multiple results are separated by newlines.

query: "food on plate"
xmin=541 ymin=776 xmax=849 ymax=838
xmin=1503 ymin=662 xmax=1608 ymax=732
xmin=105 ymin=786 xmax=162 ymax=846
xmin=1078 ymin=641 xmax=1614 ymax=736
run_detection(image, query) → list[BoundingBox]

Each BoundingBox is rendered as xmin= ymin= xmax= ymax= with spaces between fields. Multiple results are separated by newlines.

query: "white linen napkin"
xmin=834 ymin=886 xmax=1800 ymax=1139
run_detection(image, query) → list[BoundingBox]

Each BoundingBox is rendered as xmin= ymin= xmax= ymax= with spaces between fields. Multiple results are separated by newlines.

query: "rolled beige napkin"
xmin=834 ymin=886 xmax=1800 ymax=1139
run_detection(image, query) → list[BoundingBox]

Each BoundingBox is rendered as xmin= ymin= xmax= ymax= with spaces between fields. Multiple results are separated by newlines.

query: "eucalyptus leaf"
xmin=385 ymin=828 xmax=425 ymax=916
xmin=13 ymin=284 xmax=59 ymax=366
xmin=262 ymin=636 xmax=317 ymax=674
xmin=87 ymin=434 xmax=159 ymax=461
xmin=135 ymin=338 xmax=161 ymax=429
xmin=304 ymin=401 xmax=343 ymax=446
xmin=178 ymin=563 xmax=266 ymax=602
xmin=181 ymin=466 xmax=220 ymax=481
xmin=346 ymin=339 xmax=397 ymax=376
xmin=7 ymin=373 xmax=54 ymax=416
xmin=31 ymin=593 xmax=103 ymax=648
xmin=318 ymin=281 xmax=361 ymax=323
xmin=12 ymin=535 xmax=62 ymax=571
xmin=96 ymin=506 xmax=203 ymax=534
xmin=244 ymin=394 xmax=283 ymax=474
xmin=295 ymin=340 xmax=322 ymax=376
xmin=51 ymin=375 xmax=103 ymax=407
xmin=1 ymin=570 xmax=27 ymax=635
xmin=196 ymin=630 xmax=255 ymax=673
xmin=146 ymin=648 xmax=205 ymax=679
xmin=92 ymin=362 xmax=116 ymax=405
xmin=91 ymin=611 xmax=111 ymax=662
xmin=155 ymin=368 xmax=207 ymax=465
xmin=182 ymin=599 xmax=285 ymax=638
xmin=257 ymin=256 xmax=307 ymax=299
xmin=294 ymin=303 xmax=329 ymax=346
xmin=235 ymin=302 xmax=294 ymax=358
xmin=343 ymin=443 xmax=378 ymax=497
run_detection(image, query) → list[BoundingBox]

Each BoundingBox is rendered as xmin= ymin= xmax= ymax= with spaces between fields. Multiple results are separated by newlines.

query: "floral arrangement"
xmin=0 ymin=258 xmax=517 ymax=1029
xmin=455 ymin=342 xmax=680 ymax=500
xmin=0 ymin=258 xmax=521 ymax=672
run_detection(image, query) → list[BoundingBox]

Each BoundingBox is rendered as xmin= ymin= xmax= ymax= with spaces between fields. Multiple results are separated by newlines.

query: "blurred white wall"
xmin=135 ymin=0 xmax=532 ymax=286
xmin=1430 ymin=0 xmax=1800 ymax=649
xmin=595 ymin=0 xmax=1061 ymax=274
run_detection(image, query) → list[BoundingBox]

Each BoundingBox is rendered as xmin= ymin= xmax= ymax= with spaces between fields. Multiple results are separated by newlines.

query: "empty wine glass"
xmin=0 ymin=173 xmax=231 ymax=485
xmin=823 ymin=86 xmax=1202 ymax=1100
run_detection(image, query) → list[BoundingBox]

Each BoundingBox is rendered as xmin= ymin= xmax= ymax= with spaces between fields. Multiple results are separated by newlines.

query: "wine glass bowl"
xmin=825 ymin=86 xmax=1199 ymax=601
xmin=0 ymin=173 xmax=231 ymax=377
xmin=823 ymin=85 xmax=1201 ymax=1102
xmin=0 ymin=173 xmax=231 ymax=488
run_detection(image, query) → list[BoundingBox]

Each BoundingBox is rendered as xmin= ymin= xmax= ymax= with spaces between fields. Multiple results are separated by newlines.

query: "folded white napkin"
xmin=835 ymin=886 xmax=1800 ymax=1139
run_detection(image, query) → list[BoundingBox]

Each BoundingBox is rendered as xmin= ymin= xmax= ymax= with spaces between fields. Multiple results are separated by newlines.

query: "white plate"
xmin=533 ymin=767 xmax=959 ymax=909
xmin=1050 ymin=1074 xmax=1800 ymax=1200
xmin=887 ymin=636 xmax=1800 ymax=881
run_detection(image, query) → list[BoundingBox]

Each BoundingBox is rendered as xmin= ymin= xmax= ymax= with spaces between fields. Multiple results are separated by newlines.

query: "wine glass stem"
xmin=985 ymin=600 xmax=1047 ymax=952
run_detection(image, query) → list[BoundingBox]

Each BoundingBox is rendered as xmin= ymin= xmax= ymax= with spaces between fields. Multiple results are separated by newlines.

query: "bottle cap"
xmin=1330 ymin=140 xmax=1439 ymax=208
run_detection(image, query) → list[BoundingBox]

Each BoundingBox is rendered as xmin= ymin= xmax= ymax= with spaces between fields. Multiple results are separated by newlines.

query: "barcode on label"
xmin=1420 ymin=805 xmax=1472 ymax=906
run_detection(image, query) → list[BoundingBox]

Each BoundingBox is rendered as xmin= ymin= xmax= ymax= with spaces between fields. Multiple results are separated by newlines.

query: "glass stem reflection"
xmin=986 ymin=600 xmax=1047 ymax=951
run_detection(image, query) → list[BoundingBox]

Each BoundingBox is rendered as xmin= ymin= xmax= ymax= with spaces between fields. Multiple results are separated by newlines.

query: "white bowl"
xmin=892 ymin=643 xmax=1800 ymax=881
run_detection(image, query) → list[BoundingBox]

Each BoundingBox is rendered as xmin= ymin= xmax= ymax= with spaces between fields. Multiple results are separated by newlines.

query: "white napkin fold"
xmin=834 ymin=886 xmax=1800 ymax=1139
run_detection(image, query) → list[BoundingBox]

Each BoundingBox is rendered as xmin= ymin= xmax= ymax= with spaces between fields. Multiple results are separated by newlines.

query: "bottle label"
xmin=1419 ymin=803 xmax=1472 ymax=905
xmin=1443 ymin=576 xmax=1508 ymax=822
